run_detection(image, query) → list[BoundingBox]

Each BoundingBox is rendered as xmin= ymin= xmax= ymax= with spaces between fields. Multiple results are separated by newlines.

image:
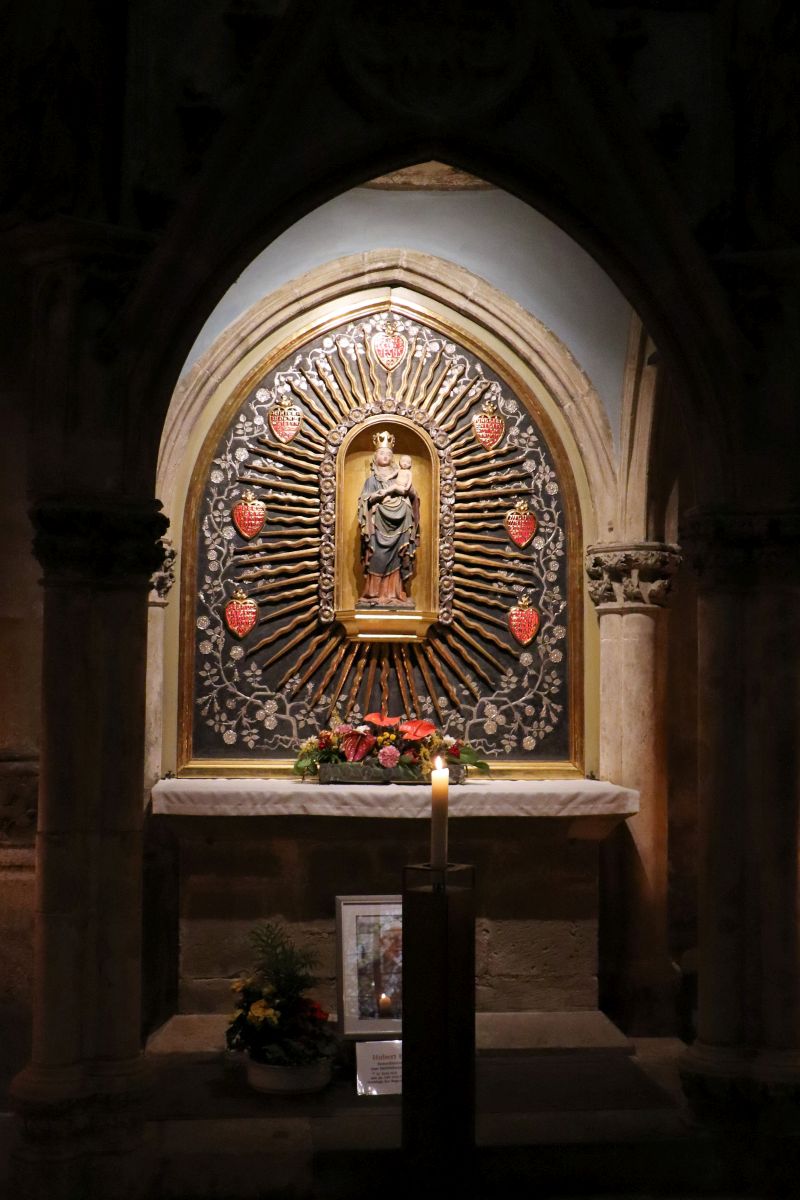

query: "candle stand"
xmin=401 ymin=863 xmax=476 ymax=1184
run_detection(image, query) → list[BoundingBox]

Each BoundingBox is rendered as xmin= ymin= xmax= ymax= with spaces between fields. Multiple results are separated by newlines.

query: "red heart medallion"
xmin=371 ymin=328 xmax=408 ymax=371
xmin=224 ymin=589 xmax=258 ymax=639
xmin=472 ymin=399 xmax=505 ymax=451
xmin=232 ymin=491 xmax=267 ymax=539
xmin=508 ymin=596 xmax=540 ymax=646
xmin=268 ymin=396 xmax=303 ymax=443
xmin=504 ymin=500 xmax=537 ymax=548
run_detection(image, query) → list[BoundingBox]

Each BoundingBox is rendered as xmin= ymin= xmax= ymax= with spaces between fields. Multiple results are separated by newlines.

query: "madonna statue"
xmin=357 ymin=431 xmax=419 ymax=607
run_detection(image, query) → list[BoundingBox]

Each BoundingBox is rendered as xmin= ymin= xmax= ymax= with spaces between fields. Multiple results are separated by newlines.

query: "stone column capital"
xmin=584 ymin=541 xmax=682 ymax=608
xmin=681 ymin=506 xmax=800 ymax=587
xmin=31 ymin=497 xmax=170 ymax=588
xmin=149 ymin=536 xmax=177 ymax=603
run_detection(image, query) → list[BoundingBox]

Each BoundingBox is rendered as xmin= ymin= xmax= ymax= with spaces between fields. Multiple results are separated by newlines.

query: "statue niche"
xmin=335 ymin=418 xmax=439 ymax=640
xmin=358 ymin=431 xmax=419 ymax=607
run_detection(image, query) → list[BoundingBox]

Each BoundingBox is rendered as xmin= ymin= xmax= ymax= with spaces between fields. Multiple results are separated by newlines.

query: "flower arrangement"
xmin=226 ymin=922 xmax=338 ymax=1067
xmin=293 ymin=712 xmax=489 ymax=780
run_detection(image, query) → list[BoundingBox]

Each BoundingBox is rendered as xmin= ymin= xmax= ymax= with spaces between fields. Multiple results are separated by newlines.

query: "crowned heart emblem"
xmin=371 ymin=322 xmax=408 ymax=371
xmin=267 ymin=395 xmax=303 ymax=443
xmin=472 ymin=398 xmax=505 ymax=451
xmin=504 ymin=499 xmax=537 ymax=549
xmin=224 ymin=588 xmax=258 ymax=639
xmin=508 ymin=595 xmax=541 ymax=646
xmin=231 ymin=490 xmax=267 ymax=539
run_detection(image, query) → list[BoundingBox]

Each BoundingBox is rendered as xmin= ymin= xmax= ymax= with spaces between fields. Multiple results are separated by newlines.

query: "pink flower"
xmin=378 ymin=744 xmax=401 ymax=768
xmin=335 ymin=723 xmax=354 ymax=736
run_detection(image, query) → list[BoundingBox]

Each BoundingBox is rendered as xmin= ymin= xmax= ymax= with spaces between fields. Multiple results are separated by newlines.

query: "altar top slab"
xmin=150 ymin=777 xmax=638 ymax=821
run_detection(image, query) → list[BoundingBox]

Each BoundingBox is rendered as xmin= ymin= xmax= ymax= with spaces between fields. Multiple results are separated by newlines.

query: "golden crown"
xmin=372 ymin=430 xmax=395 ymax=450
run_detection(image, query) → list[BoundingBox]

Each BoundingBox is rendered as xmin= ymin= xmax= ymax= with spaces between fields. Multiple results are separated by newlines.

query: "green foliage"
xmin=248 ymin=921 xmax=318 ymax=1002
xmin=226 ymin=921 xmax=338 ymax=1065
xmin=452 ymin=744 xmax=489 ymax=772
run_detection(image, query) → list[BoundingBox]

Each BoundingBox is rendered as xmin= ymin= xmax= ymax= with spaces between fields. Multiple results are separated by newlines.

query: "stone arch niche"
xmin=177 ymin=295 xmax=585 ymax=776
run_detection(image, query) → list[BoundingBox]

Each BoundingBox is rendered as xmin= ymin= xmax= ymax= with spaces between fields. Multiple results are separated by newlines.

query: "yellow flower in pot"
xmin=226 ymin=921 xmax=338 ymax=1094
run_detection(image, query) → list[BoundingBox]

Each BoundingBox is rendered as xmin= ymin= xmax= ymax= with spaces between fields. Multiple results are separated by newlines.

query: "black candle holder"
xmin=401 ymin=863 xmax=476 ymax=1180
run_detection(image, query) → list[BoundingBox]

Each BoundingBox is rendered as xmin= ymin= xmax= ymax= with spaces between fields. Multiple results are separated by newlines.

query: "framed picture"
xmin=335 ymin=895 xmax=403 ymax=1039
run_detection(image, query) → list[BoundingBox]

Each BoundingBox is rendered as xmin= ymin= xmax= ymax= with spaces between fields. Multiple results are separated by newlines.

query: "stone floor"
xmin=1 ymin=1016 xmax=797 ymax=1197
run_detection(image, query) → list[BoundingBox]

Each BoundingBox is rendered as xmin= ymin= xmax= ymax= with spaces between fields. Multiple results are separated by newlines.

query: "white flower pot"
xmin=245 ymin=1057 xmax=332 ymax=1094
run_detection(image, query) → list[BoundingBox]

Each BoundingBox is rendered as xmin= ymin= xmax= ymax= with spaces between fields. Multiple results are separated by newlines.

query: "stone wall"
xmin=153 ymin=815 xmax=599 ymax=1021
xmin=0 ymin=848 xmax=34 ymax=1100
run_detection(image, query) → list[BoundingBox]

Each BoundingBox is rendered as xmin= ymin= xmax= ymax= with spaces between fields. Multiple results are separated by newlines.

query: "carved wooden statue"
xmin=357 ymin=431 xmax=419 ymax=607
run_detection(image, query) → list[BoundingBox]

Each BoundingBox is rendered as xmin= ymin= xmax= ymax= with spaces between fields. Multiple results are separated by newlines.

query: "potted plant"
xmin=226 ymin=921 xmax=338 ymax=1093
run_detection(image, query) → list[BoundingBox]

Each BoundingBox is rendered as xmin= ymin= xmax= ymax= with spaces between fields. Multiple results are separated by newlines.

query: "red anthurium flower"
xmin=341 ymin=730 xmax=377 ymax=761
xmin=448 ymin=742 xmax=462 ymax=758
xmin=398 ymin=719 xmax=437 ymax=741
xmin=364 ymin=712 xmax=401 ymax=727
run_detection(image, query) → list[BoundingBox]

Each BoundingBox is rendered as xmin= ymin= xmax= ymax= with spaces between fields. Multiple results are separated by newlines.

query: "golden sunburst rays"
xmin=216 ymin=312 xmax=549 ymax=736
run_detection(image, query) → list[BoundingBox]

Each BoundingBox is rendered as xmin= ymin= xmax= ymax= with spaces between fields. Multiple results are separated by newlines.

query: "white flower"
xmin=197 ymin=616 xmax=210 ymax=630
xmin=553 ymin=625 xmax=566 ymax=640
xmin=199 ymin=640 xmax=213 ymax=655
xmin=264 ymin=716 xmax=277 ymax=730
xmin=222 ymin=730 xmax=237 ymax=745
xmin=210 ymin=469 xmax=224 ymax=484
xmin=229 ymin=646 xmax=244 ymax=660
xmin=550 ymin=649 xmax=563 ymax=662
xmin=223 ymin=526 xmax=235 ymax=540
xmin=255 ymin=709 xmax=266 ymax=720
xmin=484 ymin=719 xmax=497 ymax=734
xmin=519 ymin=652 xmax=533 ymax=667
xmin=264 ymin=699 xmax=278 ymax=715
xmin=546 ymin=481 xmax=559 ymax=495
xmin=484 ymin=702 xmax=498 ymax=719
xmin=442 ymin=735 xmax=456 ymax=747
xmin=235 ymin=447 xmax=249 ymax=462
xmin=532 ymin=536 xmax=545 ymax=550
xmin=522 ymin=735 xmax=536 ymax=750
xmin=495 ymin=713 xmax=506 ymax=726
xmin=524 ymin=705 xmax=535 ymax=716
xmin=356 ymin=724 xmax=370 ymax=734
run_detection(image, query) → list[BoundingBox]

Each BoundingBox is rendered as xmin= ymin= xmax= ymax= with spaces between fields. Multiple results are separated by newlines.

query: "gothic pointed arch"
xmin=162 ymin=263 xmax=599 ymax=776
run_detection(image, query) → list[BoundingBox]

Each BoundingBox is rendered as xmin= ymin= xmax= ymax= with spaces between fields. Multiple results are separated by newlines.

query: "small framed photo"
xmin=335 ymin=895 xmax=403 ymax=1039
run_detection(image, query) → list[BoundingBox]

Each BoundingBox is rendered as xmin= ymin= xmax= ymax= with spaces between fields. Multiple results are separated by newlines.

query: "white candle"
xmin=430 ymin=756 xmax=449 ymax=871
xmin=378 ymin=992 xmax=392 ymax=1017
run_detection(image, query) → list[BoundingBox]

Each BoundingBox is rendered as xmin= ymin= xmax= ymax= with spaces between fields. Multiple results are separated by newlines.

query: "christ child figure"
xmin=380 ymin=454 xmax=414 ymax=500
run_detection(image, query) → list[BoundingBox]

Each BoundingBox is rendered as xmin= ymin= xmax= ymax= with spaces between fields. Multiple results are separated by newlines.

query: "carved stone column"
xmin=680 ymin=509 xmax=800 ymax=1108
xmin=144 ymin=538 xmax=176 ymax=794
xmin=10 ymin=498 xmax=169 ymax=1199
xmin=586 ymin=541 xmax=681 ymax=1033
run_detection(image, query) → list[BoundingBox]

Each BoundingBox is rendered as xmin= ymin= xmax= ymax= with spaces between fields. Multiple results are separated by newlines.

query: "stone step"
xmin=146 ymin=1009 xmax=634 ymax=1058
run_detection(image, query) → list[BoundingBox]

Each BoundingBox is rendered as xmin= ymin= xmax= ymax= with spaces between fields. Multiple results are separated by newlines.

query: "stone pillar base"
xmin=10 ymin=1061 xmax=154 ymax=1200
xmin=679 ymin=1042 xmax=755 ymax=1120
xmin=682 ymin=1042 xmax=800 ymax=1125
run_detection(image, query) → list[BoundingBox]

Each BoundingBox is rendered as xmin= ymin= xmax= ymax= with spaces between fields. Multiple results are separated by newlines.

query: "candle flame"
xmin=434 ymin=755 xmax=444 ymax=770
